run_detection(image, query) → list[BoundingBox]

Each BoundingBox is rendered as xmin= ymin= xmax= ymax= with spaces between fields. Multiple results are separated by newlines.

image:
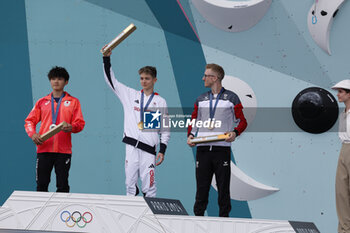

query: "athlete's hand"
xmin=62 ymin=123 xmax=72 ymax=132
xmin=156 ymin=153 xmax=164 ymax=166
xmin=32 ymin=133 xmax=43 ymax=145
xmin=187 ymin=135 xmax=196 ymax=147
xmin=101 ymin=44 xmax=112 ymax=57
xmin=225 ymin=131 xmax=236 ymax=142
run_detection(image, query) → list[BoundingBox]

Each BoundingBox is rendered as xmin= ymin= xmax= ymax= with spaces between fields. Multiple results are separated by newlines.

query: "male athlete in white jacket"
xmin=102 ymin=47 xmax=170 ymax=197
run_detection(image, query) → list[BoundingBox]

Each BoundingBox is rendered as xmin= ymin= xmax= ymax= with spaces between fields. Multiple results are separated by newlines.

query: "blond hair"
xmin=206 ymin=64 xmax=225 ymax=81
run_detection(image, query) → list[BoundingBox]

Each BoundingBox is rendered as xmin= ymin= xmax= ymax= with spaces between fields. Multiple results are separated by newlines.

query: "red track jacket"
xmin=25 ymin=92 xmax=85 ymax=154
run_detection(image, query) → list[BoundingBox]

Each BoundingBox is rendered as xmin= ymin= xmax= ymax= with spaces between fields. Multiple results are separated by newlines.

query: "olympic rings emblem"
xmin=60 ymin=210 xmax=93 ymax=228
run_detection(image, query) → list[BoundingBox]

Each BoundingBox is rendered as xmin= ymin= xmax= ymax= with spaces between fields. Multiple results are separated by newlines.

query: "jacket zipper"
xmin=52 ymin=100 xmax=56 ymax=152
xmin=52 ymin=134 xmax=55 ymax=151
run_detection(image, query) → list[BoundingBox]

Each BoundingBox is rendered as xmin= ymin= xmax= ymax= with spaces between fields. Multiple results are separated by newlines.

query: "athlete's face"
xmin=337 ymin=89 xmax=350 ymax=103
xmin=140 ymin=73 xmax=157 ymax=91
xmin=50 ymin=77 xmax=68 ymax=92
xmin=202 ymin=69 xmax=218 ymax=88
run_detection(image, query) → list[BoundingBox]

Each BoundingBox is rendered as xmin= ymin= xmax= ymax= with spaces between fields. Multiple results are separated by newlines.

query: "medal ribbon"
xmin=209 ymin=88 xmax=224 ymax=120
xmin=51 ymin=93 xmax=65 ymax=125
xmin=140 ymin=91 xmax=155 ymax=123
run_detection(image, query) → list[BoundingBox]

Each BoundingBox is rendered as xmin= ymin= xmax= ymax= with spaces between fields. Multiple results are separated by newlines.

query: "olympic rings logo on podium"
xmin=60 ymin=210 xmax=93 ymax=228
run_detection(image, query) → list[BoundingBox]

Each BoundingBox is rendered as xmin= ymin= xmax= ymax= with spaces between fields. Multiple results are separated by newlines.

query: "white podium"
xmin=0 ymin=191 xmax=301 ymax=233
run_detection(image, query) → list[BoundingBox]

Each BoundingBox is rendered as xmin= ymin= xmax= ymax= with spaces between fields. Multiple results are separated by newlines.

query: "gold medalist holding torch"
xmin=101 ymin=24 xmax=170 ymax=197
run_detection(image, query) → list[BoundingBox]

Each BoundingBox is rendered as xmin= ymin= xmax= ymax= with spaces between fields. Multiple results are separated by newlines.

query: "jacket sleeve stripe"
xmin=103 ymin=56 xmax=114 ymax=90
xmin=187 ymin=103 xmax=198 ymax=137
xmin=234 ymin=103 xmax=247 ymax=136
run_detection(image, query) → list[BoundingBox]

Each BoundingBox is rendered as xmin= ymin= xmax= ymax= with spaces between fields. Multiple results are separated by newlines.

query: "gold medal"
xmin=138 ymin=121 xmax=144 ymax=130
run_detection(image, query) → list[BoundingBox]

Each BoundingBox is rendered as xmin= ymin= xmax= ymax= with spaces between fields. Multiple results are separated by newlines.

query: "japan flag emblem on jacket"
xmin=64 ymin=101 xmax=71 ymax=107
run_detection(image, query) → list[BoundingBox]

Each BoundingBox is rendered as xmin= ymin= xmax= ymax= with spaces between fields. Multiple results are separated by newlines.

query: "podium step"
xmin=0 ymin=191 xmax=315 ymax=233
xmin=0 ymin=229 xmax=67 ymax=233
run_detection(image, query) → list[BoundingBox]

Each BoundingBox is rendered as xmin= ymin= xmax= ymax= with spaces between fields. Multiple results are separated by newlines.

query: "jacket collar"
xmin=44 ymin=91 xmax=71 ymax=100
xmin=140 ymin=89 xmax=159 ymax=95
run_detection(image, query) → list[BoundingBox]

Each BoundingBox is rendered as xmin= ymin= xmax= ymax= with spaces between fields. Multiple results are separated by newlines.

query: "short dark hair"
xmin=48 ymin=66 xmax=69 ymax=81
xmin=138 ymin=66 xmax=157 ymax=78
xmin=206 ymin=63 xmax=225 ymax=81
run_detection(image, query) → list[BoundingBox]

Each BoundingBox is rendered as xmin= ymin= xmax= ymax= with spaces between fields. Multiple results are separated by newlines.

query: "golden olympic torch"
xmin=101 ymin=23 xmax=137 ymax=55
xmin=40 ymin=121 xmax=67 ymax=141
xmin=189 ymin=134 xmax=230 ymax=144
